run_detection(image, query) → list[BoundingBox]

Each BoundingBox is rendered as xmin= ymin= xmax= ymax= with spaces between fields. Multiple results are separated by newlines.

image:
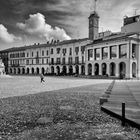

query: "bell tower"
xmin=89 ymin=0 xmax=99 ymax=40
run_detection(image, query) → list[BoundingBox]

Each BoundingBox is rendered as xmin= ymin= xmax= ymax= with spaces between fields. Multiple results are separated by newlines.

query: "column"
xmin=99 ymin=63 xmax=102 ymax=75
xmin=100 ymin=48 xmax=102 ymax=60
xmin=85 ymin=64 xmax=88 ymax=75
xmin=127 ymin=43 xmax=130 ymax=59
xmin=126 ymin=63 xmax=130 ymax=78
xmin=107 ymin=63 xmax=110 ymax=76
xmin=92 ymin=64 xmax=94 ymax=75
xmin=79 ymin=65 xmax=81 ymax=75
xmin=73 ymin=66 xmax=76 ymax=74
xmin=116 ymin=63 xmax=119 ymax=77
xmin=116 ymin=45 xmax=119 ymax=59
xmin=108 ymin=46 xmax=110 ymax=59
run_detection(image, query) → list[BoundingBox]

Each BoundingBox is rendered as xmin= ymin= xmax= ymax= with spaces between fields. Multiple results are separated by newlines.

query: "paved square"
xmin=0 ymin=75 xmax=112 ymax=98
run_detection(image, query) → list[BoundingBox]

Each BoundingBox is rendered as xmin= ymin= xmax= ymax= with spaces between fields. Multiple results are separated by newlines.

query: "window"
xmin=26 ymin=59 xmax=29 ymax=65
xmin=46 ymin=50 xmax=49 ymax=56
xmin=32 ymin=59 xmax=34 ymax=64
xmin=56 ymin=58 xmax=61 ymax=64
xmin=88 ymin=49 xmax=93 ymax=61
xmin=68 ymin=57 xmax=72 ymax=64
xmin=36 ymin=58 xmax=39 ymax=64
xmin=62 ymin=48 xmax=67 ymax=56
xmin=132 ymin=44 xmax=136 ymax=58
xmin=69 ymin=48 xmax=72 ymax=55
xmin=110 ymin=46 xmax=117 ymax=59
xmin=51 ymin=48 xmax=53 ymax=54
xmin=119 ymin=44 xmax=127 ymax=58
xmin=32 ymin=52 xmax=34 ymax=57
xmin=81 ymin=46 xmax=85 ymax=54
xmin=95 ymin=48 xmax=100 ymax=60
xmin=42 ymin=58 xmax=44 ymax=64
xmin=42 ymin=50 xmax=44 ymax=56
xmin=57 ymin=48 xmax=60 ymax=54
xmin=36 ymin=51 xmax=39 ymax=57
xmin=46 ymin=58 xmax=48 ymax=64
xmin=102 ymin=47 xmax=108 ymax=59
xmin=75 ymin=47 xmax=79 ymax=55
xmin=75 ymin=57 xmax=79 ymax=64
xmin=62 ymin=57 xmax=65 ymax=64
xmin=82 ymin=56 xmax=84 ymax=63
xmin=51 ymin=58 xmax=54 ymax=64
xmin=27 ymin=53 xmax=29 ymax=57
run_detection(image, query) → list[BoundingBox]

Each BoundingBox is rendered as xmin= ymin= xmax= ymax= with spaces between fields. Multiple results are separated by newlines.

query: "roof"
xmin=86 ymin=32 xmax=140 ymax=46
xmin=0 ymin=38 xmax=89 ymax=53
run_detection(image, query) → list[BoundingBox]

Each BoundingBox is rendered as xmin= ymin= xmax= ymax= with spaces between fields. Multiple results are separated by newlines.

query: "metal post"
xmin=122 ymin=102 xmax=125 ymax=126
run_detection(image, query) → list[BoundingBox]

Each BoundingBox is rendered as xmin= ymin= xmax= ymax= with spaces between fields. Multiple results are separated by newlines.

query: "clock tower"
xmin=88 ymin=11 xmax=99 ymax=40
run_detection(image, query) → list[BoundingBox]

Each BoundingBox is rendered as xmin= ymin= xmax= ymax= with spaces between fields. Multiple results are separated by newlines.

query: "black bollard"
xmin=122 ymin=102 xmax=125 ymax=126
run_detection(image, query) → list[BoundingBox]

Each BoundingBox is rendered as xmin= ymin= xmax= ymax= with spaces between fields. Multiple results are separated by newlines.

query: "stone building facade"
xmin=1 ymin=10 xmax=140 ymax=79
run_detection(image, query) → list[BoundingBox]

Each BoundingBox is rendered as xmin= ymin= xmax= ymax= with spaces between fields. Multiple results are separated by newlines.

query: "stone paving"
xmin=102 ymin=80 xmax=140 ymax=125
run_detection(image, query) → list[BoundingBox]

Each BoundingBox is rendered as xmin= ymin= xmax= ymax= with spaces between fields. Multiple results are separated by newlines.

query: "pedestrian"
xmin=40 ymin=73 xmax=45 ymax=83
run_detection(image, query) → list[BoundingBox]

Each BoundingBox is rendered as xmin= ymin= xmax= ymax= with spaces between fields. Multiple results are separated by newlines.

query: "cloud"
xmin=17 ymin=13 xmax=71 ymax=41
xmin=0 ymin=24 xmax=21 ymax=43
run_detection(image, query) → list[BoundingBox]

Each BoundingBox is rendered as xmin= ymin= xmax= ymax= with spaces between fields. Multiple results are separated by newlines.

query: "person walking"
xmin=40 ymin=73 xmax=45 ymax=83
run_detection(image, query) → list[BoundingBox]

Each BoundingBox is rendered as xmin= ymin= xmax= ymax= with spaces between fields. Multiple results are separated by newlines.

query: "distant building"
xmin=1 ymin=9 xmax=140 ymax=79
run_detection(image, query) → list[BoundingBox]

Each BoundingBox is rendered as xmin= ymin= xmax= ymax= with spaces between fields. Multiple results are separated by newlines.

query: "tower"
xmin=88 ymin=0 xmax=99 ymax=40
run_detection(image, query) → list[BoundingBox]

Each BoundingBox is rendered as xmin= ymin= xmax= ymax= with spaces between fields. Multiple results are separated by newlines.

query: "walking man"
xmin=40 ymin=73 xmax=45 ymax=83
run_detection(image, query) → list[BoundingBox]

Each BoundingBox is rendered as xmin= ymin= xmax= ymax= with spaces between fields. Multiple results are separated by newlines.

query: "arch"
xmin=10 ymin=68 xmax=12 ymax=74
xmin=22 ymin=68 xmax=25 ymax=74
xmin=69 ymin=65 xmax=73 ymax=75
xmin=88 ymin=63 xmax=92 ymax=75
xmin=75 ymin=65 xmax=79 ymax=74
xmin=81 ymin=65 xmax=85 ymax=75
xmin=36 ymin=67 xmax=40 ymax=74
xmin=56 ymin=66 xmax=60 ymax=75
xmin=27 ymin=68 xmax=30 ymax=74
xmin=18 ymin=68 xmax=21 ymax=74
xmin=62 ymin=66 xmax=67 ymax=75
xmin=119 ymin=62 xmax=126 ymax=79
xmin=110 ymin=62 xmax=116 ymax=76
xmin=14 ymin=68 xmax=16 ymax=74
xmin=102 ymin=63 xmax=107 ymax=75
xmin=41 ymin=67 xmax=45 ymax=75
xmin=31 ymin=68 xmax=35 ymax=74
xmin=94 ymin=63 xmax=99 ymax=75
xmin=51 ymin=66 xmax=54 ymax=74
xmin=132 ymin=62 xmax=136 ymax=77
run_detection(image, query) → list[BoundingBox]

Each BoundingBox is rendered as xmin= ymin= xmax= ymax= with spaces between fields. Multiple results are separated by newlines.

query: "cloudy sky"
xmin=0 ymin=0 xmax=140 ymax=50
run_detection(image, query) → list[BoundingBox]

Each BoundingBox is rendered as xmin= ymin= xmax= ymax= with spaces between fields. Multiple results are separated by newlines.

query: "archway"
xmin=10 ymin=68 xmax=12 ymax=74
xmin=81 ymin=65 xmax=85 ymax=75
xmin=51 ymin=66 xmax=54 ymax=74
xmin=32 ymin=68 xmax=34 ymax=74
xmin=18 ymin=68 xmax=21 ymax=74
xmin=56 ymin=66 xmax=60 ymax=75
xmin=27 ymin=68 xmax=29 ymax=74
xmin=75 ymin=65 xmax=79 ymax=75
xmin=94 ymin=63 xmax=99 ymax=75
xmin=14 ymin=68 xmax=16 ymax=74
xmin=69 ymin=65 xmax=73 ymax=75
xmin=110 ymin=62 xmax=116 ymax=76
xmin=42 ymin=67 xmax=45 ymax=75
xmin=119 ymin=62 xmax=126 ymax=78
xmin=88 ymin=63 xmax=92 ymax=75
xmin=102 ymin=63 xmax=107 ymax=75
xmin=22 ymin=68 xmax=25 ymax=74
xmin=62 ymin=66 xmax=67 ymax=75
xmin=36 ymin=67 xmax=40 ymax=74
xmin=132 ymin=62 xmax=136 ymax=77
